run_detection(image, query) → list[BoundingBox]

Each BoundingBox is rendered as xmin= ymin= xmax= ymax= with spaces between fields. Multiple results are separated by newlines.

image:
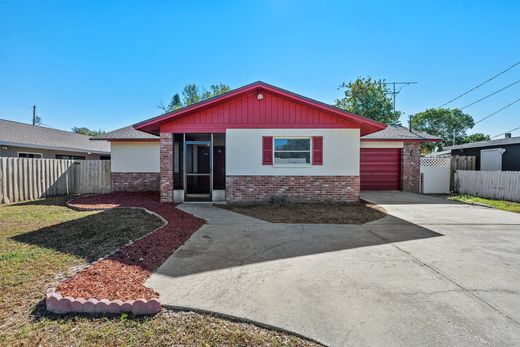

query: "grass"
xmin=220 ymin=202 xmax=386 ymax=224
xmin=448 ymin=195 xmax=520 ymax=213
xmin=0 ymin=196 xmax=317 ymax=346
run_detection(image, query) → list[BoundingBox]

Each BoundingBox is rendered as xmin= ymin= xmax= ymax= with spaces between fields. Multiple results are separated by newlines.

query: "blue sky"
xmin=1 ymin=0 xmax=519 ymax=138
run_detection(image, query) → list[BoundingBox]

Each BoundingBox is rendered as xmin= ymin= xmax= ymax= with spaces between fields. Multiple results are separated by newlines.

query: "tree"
xmin=201 ymin=83 xmax=231 ymax=100
xmin=158 ymin=93 xmax=182 ymax=112
xmin=411 ymin=108 xmax=474 ymax=152
xmin=335 ymin=77 xmax=401 ymax=124
xmin=461 ymin=133 xmax=490 ymax=144
xmin=158 ymin=83 xmax=231 ymax=112
xmin=181 ymin=84 xmax=201 ymax=106
xmin=72 ymin=127 xmax=105 ymax=137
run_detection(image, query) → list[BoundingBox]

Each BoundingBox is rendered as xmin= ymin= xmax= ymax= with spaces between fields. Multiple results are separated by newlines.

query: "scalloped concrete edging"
xmin=44 ymin=196 xmax=169 ymax=315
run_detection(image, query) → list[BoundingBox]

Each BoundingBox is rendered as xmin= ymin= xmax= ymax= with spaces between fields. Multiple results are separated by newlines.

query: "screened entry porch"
xmin=172 ymin=133 xmax=225 ymax=202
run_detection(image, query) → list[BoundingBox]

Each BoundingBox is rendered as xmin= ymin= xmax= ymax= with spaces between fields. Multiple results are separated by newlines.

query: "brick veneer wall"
xmin=226 ymin=176 xmax=360 ymax=203
xmin=401 ymin=142 xmax=421 ymax=192
xmin=160 ymin=133 xmax=174 ymax=202
xmin=111 ymin=172 xmax=160 ymax=192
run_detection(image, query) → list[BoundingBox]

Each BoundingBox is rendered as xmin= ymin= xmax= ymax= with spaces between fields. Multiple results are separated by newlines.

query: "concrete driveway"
xmin=146 ymin=192 xmax=520 ymax=346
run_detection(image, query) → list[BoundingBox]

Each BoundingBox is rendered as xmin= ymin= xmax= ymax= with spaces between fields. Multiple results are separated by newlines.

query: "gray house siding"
xmin=0 ymin=145 xmax=109 ymax=160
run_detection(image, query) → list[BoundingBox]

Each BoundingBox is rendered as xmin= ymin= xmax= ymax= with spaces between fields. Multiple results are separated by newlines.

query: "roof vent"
xmin=505 ymin=133 xmax=512 ymax=138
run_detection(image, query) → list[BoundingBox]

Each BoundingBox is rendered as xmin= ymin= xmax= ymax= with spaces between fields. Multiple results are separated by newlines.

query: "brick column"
xmin=160 ymin=133 xmax=174 ymax=202
xmin=401 ymin=142 xmax=420 ymax=193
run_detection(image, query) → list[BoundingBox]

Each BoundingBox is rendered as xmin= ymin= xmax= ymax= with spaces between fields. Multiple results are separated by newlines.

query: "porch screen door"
xmin=184 ymin=137 xmax=213 ymax=201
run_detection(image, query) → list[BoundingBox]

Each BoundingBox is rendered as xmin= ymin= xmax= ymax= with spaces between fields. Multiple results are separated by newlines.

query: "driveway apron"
xmin=146 ymin=194 xmax=520 ymax=346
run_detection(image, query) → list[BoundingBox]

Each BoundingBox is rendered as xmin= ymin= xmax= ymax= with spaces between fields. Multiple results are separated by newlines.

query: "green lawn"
xmin=449 ymin=195 xmax=520 ymax=213
xmin=0 ymin=196 xmax=316 ymax=346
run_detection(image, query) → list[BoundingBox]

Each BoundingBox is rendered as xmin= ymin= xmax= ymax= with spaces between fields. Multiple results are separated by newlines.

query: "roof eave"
xmin=97 ymin=138 xmax=160 ymax=142
xmin=0 ymin=140 xmax=110 ymax=155
xmin=361 ymin=138 xmax=441 ymax=142
xmin=134 ymin=81 xmax=387 ymax=135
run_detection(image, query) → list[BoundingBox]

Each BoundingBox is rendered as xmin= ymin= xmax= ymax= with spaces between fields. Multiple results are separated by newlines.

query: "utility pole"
xmin=32 ymin=105 xmax=42 ymax=126
xmin=382 ymin=81 xmax=418 ymax=113
xmin=453 ymin=130 xmax=456 ymax=146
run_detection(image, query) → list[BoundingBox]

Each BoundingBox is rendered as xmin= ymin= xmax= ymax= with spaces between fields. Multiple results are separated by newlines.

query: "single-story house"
xmin=443 ymin=133 xmax=520 ymax=171
xmin=94 ymin=81 xmax=439 ymax=203
xmin=0 ymin=118 xmax=110 ymax=160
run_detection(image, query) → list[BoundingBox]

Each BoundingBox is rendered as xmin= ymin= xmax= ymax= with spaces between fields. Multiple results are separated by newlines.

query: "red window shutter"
xmin=312 ymin=136 xmax=323 ymax=165
xmin=262 ymin=136 xmax=273 ymax=165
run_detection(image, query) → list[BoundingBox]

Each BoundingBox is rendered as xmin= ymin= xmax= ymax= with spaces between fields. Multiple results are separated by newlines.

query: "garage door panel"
xmin=361 ymin=163 xmax=400 ymax=170
xmin=362 ymin=175 xmax=401 ymax=181
xmin=360 ymin=148 xmax=401 ymax=190
xmin=361 ymin=159 xmax=401 ymax=164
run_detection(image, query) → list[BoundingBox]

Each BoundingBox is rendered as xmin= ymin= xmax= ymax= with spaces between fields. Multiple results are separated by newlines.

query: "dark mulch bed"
xmin=58 ymin=192 xmax=205 ymax=301
xmin=220 ymin=202 xmax=386 ymax=224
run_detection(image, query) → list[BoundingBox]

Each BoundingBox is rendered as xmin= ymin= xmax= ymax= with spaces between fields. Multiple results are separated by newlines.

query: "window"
xmin=55 ymin=154 xmax=86 ymax=160
xmin=18 ymin=152 xmax=42 ymax=158
xmin=273 ymin=138 xmax=311 ymax=165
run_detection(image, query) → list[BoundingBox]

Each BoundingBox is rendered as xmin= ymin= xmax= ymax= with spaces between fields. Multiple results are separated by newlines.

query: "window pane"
xmin=18 ymin=153 xmax=42 ymax=158
xmin=274 ymin=151 xmax=310 ymax=164
xmin=274 ymin=138 xmax=310 ymax=151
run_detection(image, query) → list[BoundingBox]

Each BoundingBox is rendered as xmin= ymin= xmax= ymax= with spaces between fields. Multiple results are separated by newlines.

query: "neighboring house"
xmin=0 ymin=119 xmax=110 ymax=160
xmin=444 ymin=133 xmax=520 ymax=171
xmin=93 ymin=81 xmax=439 ymax=203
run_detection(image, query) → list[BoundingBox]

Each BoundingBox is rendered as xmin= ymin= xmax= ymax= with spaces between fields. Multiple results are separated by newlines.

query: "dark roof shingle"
xmin=361 ymin=124 xmax=440 ymax=141
xmin=92 ymin=125 xmax=159 ymax=140
xmin=0 ymin=119 xmax=110 ymax=154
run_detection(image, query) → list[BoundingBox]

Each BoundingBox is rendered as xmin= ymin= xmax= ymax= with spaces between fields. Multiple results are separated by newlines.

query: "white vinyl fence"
xmin=0 ymin=158 xmax=111 ymax=204
xmin=420 ymin=157 xmax=451 ymax=193
xmin=455 ymin=170 xmax=520 ymax=202
xmin=420 ymin=155 xmax=477 ymax=194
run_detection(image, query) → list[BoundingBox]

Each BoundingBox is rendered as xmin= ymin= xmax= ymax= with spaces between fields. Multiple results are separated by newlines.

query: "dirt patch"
xmin=220 ymin=202 xmax=386 ymax=224
xmin=58 ymin=192 xmax=205 ymax=301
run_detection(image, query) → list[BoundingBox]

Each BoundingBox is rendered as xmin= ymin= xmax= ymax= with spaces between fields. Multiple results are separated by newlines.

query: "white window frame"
xmin=55 ymin=154 xmax=86 ymax=160
xmin=18 ymin=151 xmax=43 ymax=159
xmin=480 ymin=148 xmax=504 ymax=171
xmin=272 ymin=136 xmax=312 ymax=167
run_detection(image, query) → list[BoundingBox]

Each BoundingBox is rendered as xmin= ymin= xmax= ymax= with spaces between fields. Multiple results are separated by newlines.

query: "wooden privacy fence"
xmin=455 ymin=170 xmax=520 ymax=202
xmin=450 ymin=155 xmax=476 ymax=191
xmin=0 ymin=158 xmax=111 ymax=204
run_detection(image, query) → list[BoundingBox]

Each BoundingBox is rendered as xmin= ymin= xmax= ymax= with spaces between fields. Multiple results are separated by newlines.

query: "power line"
xmin=492 ymin=125 xmax=520 ymax=139
xmin=439 ymin=59 xmax=520 ymax=107
xmin=381 ymin=81 xmax=418 ymax=113
xmin=460 ymin=79 xmax=520 ymax=109
xmin=473 ymin=96 xmax=520 ymax=125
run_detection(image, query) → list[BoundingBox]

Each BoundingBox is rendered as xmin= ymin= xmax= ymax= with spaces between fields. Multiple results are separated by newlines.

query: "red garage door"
xmin=360 ymin=148 xmax=401 ymax=190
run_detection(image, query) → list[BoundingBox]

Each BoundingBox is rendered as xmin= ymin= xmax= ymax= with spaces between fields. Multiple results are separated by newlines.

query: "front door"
xmin=184 ymin=140 xmax=212 ymax=201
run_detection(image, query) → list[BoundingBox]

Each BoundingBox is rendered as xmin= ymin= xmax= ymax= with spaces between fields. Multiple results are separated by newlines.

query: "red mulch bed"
xmin=58 ymin=192 xmax=205 ymax=301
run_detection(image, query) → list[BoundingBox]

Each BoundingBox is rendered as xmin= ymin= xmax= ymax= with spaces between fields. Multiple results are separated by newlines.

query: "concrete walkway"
xmin=146 ymin=194 xmax=520 ymax=346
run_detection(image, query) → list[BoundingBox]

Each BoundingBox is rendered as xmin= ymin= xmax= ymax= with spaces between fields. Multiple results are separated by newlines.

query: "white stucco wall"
xmin=111 ymin=141 xmax=160 ymax=172
xmin=360 ymin=140 xmax=404 ymax=148
xmin=226 ymin=129 xmax=360 ymax=176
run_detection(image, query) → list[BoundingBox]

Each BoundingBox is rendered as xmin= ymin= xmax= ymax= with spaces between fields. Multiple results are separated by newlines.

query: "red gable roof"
xmin=134 ymin=81 xmax=387 ymax=136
